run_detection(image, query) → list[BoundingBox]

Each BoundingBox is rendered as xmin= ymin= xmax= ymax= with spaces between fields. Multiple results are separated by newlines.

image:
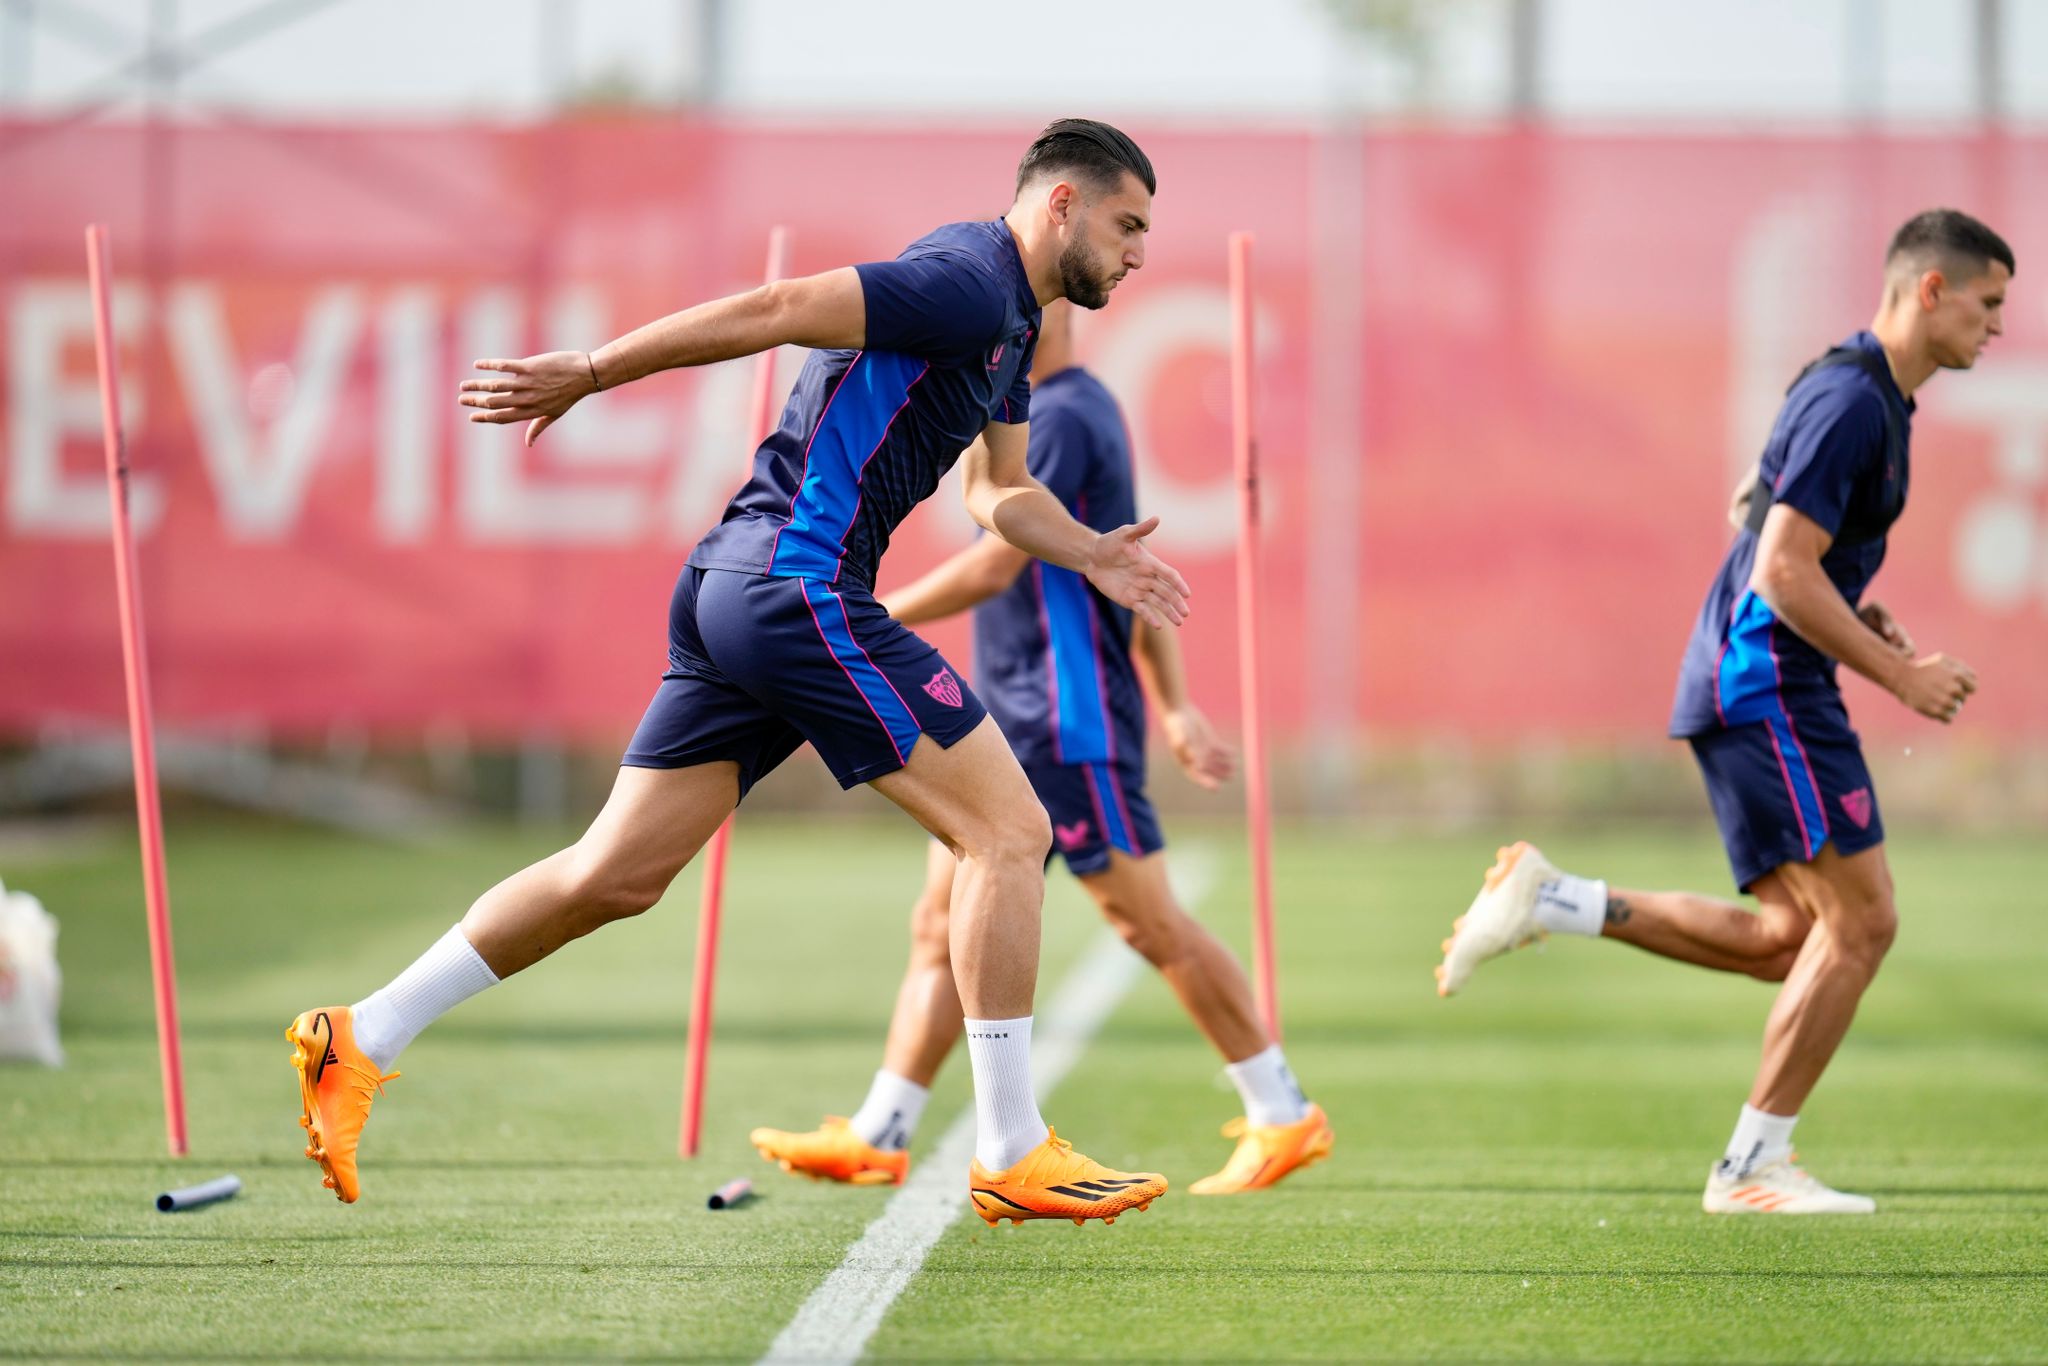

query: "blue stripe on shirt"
xmin=1038 ymin=562 xmax=1111 ymax=763
xmin=770 ymin=351 xmax=927 ymax=579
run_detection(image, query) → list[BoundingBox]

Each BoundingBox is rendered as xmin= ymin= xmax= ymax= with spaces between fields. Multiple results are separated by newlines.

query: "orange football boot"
xmin=285 ymin=1006 xmax=396 ymax=1203
xmin=1188 ymin=1103 xmax=1335 ymax=1195
xmin=749 ymin=1117 xmax=910 ymax=1186
xmin=968 ymin=1127 xmax=1167 ymax=1226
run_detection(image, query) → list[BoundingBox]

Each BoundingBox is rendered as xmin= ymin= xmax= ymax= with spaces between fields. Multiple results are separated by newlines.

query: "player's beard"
xmin=1057 ymin=234 xmax=1115 ymax=310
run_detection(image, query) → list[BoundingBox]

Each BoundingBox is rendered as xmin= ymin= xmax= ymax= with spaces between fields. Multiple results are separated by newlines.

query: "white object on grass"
xmin=0 ymin=879 xmax=63 ymax=1067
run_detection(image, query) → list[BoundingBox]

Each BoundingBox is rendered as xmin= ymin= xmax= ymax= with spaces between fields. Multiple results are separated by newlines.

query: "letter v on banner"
xmin=680 ymin=225 xmax=790 ymax=1160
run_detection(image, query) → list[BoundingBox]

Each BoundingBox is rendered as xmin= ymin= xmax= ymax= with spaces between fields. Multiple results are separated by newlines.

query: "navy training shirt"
xmin=973 ymin=367 xmax=1147 ymax=768
xmin=689 ymin=219 xmax=1040 ymax=591
xmin=1669 ymin=331 xmax=1914 ymax=737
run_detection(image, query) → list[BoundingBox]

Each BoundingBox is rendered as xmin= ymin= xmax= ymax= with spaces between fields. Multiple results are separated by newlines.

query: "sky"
xmin=1 ymin=0 xmax=2044 ymax=126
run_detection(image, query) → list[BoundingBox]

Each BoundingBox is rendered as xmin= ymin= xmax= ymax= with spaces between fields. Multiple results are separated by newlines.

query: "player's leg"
xmin=709 ymin=572 xmax=1163 ymax=1223
xmin=1702 ymin=843 xmax=1893 ymax=1214
xmin=1600 ymin=883 xmax=1811 ymax=979
xmin=1436 ymin=842 xmax=1815 ymax=993
xmin=749 ymin=841 xmax=959 ymax=1184
xmin=288 ymin=565 xmax=796 ymax=1202
xmin=1083 ymin=848 xmax=1266 ymax=1060
xmin=287 ymin=759 xmax=741 ymax=1201
xmin=879 ymin=840 xmax=970 ymax=1088
xmin=874 ymin=718 xmax=1166 ymax=1224
xmin=1069 ymin=838 xmax=1335 ymax=1194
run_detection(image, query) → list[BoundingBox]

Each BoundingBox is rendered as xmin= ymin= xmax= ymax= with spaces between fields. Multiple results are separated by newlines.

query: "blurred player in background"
xmin=1437 ymin=209 xmax=2011 ymax=1214
xmin=287 ymin=119 xmax=1189 ymax=1227
xmin=749 ymin=301 xmax=1333 ymax=1209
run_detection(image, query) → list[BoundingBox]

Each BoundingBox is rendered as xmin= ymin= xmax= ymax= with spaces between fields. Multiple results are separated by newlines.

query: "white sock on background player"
xmin=846 ymin=1069 xmax=930 ymax=1152
xmin=349 ymin=925 xmax=500 ymax=1072
xmin=964 ymin=1016 xmax=1048 ymax=1171
xmin=1534 ymin=872 xmax=1608 ymax=937
xmin=1226 ymin=1045 xmax=1310 ymax=1127
xmin=1719 ymin=1102 xmax=1798 ymax=1176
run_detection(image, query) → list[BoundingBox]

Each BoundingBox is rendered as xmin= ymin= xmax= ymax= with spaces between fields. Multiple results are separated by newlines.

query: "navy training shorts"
xmin=1687 ymin=689 xmax=1884 ymax=892
xmin=1026 ymin=756 xmax=1164 ymax=877
xmin=623 ymin=567 xmax=987 ymax=795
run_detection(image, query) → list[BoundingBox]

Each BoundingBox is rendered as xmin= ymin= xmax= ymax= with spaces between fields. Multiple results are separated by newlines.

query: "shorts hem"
xmin=830 ymin=710 xmax=987 ymax=790
xmin=1059 ymin=831 xmax=1166 ymax=878
xmin=1733 ymin=829 xmax=1885 ymax=891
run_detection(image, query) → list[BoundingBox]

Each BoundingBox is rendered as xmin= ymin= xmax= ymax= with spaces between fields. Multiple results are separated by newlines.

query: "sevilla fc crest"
xmin=922 ymin=668 xmax=963 ymax=708
xmin=1838 ymin=787 xmax=1873 ymax=830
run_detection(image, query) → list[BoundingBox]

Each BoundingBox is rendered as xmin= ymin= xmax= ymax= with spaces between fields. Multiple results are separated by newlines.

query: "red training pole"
xmin=680 ymin=225 xmax=790 ymax=1158
xmin=1229 ymin=231 xmax=1282 ymax=1043
xmin=86 ymin=224 xmax=189 ymax=1157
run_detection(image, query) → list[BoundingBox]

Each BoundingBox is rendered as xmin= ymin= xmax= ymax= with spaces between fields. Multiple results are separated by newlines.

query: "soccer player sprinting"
xmin=748 ymin=301 xmax=1333 ymax=1210
xmin=286 ymin=120 xmax=1188 ymax=1226
xmin=1436 ymin=210 xmax=2010 ymax=1214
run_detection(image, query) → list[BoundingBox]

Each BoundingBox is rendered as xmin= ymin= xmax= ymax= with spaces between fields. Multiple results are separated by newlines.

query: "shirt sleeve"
xmin=996 ymin=328 xmax=1038 ymax=425
xmin=1770 ymin=381 xmax=1887 ymax=538
xmin=855 ymin=253 xmax=1009 ymax=361
xmin=1025 ymin=402 xmax=1092 ymax=509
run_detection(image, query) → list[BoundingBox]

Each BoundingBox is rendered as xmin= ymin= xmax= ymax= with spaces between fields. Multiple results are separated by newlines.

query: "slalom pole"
xmin=1229 ymin=231 xmax=1282 ymax=1042
xmin=87 ymin=224 xmax=189 ymax=1156
xmin=680 ymin=225 xmax=790 ymax=1158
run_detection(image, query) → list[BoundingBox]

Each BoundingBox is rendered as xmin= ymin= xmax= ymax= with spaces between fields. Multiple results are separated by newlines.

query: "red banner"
xmin=5 ymin=120 xmax=2045 ymax=749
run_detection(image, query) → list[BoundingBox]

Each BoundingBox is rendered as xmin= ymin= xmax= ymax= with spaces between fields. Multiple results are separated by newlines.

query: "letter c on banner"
xmin=1090 ymin=284 xmax=1247 ymax=555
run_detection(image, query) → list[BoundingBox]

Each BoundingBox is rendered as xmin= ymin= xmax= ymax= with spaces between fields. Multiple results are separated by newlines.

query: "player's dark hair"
xmin=1015 ymin=118 xmax=1156 ymax=199
xmin=1886 ymin=208 xmax=2015 ymax=279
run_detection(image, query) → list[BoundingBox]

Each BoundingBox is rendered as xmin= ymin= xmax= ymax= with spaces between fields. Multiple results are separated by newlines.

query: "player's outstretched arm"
xmin=960 ymin=421 xmax=1190 ymax=630
xmin=1131 ymin=623 xmax=1235 ymax=789
xmin=458 ymin=268 xmax=868 ymax=445
xmin=880 ymin=484 xmax=1031 ymax=626
xmin=1752 ymin=504 xmax=1977 ymax=723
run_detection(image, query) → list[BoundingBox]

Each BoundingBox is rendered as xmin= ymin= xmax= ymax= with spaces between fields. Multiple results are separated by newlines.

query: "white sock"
xmin=1226 ymin=1045 xmax=1310 ymax=1127
xmin=349 ymin=925 xmax=500 ymax=1072
xmin=1718 ymin=1103 xmax=1798 ymax=1177
xmin=1533 ymin=872 xmax=1607 ymax=937
xmin=846 ymin=1069 xmax=930 ymax=1152
xmin=964 ymin=1016 xmax=1048 ymax=1172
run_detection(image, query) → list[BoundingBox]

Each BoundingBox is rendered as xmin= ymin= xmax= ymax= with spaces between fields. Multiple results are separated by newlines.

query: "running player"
xmin=287 ymin=120 xmax=1186 ymax=1227
xmin=748 ymin=301 xmax=1332 ymax=1209
xmin=1436 ymin=209 xmax=2010 ymax=1214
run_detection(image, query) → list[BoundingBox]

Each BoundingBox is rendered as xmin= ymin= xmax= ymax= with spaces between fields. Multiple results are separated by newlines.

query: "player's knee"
xmin=561 ymin=856 xmax=668 ymax=926
xmin=962 ymin=802 xmax=1052 ymax=869
xmin=1838 ymin=892 xmax=1898 ymax=968
xmin=1746 ymin=948 xmax=1799 ymax=983
xmin=1101 ymin=897 xmax=1184 ymax=968
xmin=908 ymin=892 xmax=952 ymax=964
xmin=1754 ymin=901 xmax=1811 ymax=957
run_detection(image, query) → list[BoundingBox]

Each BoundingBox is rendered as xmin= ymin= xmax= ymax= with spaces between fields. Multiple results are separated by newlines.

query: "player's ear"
xmin=1918 ymin=268 xmax=1945 ymax=312
xmin=1046 ymin=180 xmax=1077 ymax=228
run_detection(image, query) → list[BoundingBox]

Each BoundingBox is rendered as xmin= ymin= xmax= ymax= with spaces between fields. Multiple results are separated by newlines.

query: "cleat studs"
xmin=1441 ymin=938 xmax=1454 ymax=954
xmin=1073 ymin=1217 xmax=1085 ymax=1226
xmin=1103 ymin=1216 xmax=1116 ymax=1225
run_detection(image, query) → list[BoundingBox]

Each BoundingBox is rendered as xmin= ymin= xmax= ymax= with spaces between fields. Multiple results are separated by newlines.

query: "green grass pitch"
xmin=2 ymin=813 xmax=2043 ymax=1361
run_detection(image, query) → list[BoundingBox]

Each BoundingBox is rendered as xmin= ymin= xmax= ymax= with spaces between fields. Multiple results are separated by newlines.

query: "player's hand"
xmin=1893 ymin=652 xmax=1977 ymax=724
xmin=1083 ymin=518 xmax=1190 ymax=630
xmin=458 ymin=351 xmax=601 ymax=446
xmin=1162 ymin=706 xmax=1235 ymax=790
xmin=1858 ymin=600 xmax=1915 ymax=656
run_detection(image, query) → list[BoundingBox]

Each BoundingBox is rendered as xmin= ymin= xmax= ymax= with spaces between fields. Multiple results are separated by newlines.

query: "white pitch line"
xmin=759 ymin=847 xmax=1217 ymax=1366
